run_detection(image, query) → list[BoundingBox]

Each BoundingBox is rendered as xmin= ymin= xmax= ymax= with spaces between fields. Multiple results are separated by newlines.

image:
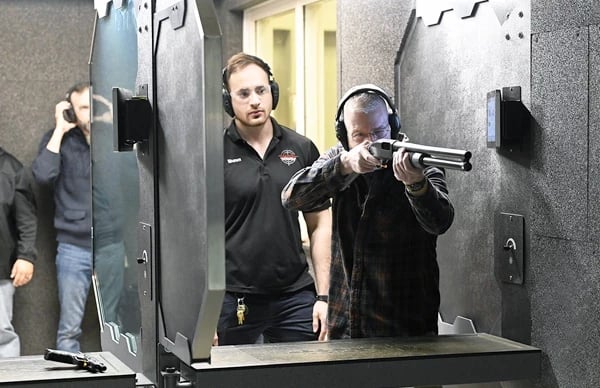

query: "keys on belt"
xmin=236 ymin=297 xmax=248 ymax=325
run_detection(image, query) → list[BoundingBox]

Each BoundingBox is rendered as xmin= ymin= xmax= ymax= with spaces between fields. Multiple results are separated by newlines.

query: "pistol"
xmin=368 ymin=139 xmax=472 ymax=171
xmin=44 ymin=348 xmax=107 ymax=373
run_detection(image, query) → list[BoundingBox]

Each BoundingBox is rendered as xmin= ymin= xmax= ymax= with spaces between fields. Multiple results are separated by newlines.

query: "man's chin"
xmin=242 ymin=116 xmax=268 ymax=127
xmin=79 ymin=123 xmax=91 ymax=133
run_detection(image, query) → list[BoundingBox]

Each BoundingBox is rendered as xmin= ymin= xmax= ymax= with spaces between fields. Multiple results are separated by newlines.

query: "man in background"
xmin=32 ymin=82 xmax=92 ymax=352
xmin=0 ymin=146 xmax=37 ymax=357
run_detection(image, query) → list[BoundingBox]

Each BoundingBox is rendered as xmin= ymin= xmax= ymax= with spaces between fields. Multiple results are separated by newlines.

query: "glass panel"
xmin=90 ymin=0 xmax=141 ymax=355
xmin=256 ymin=9 xmax=296 ymax=128
xmin=304 ymin=0 xmax=337 ymax=151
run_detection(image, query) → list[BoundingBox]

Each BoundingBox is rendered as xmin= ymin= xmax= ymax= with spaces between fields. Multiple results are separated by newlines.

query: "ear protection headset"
xmin=63 ymin=82 xmax=89 ymax=123
xmin=335 ymin=84 xmax=401 ymax=150
xmin=222 ymin=55 xmax=280 ymax=117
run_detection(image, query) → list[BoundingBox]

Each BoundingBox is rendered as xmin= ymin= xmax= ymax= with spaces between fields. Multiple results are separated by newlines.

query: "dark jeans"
xmin=217 ymin=286 xmax=317 ymax=345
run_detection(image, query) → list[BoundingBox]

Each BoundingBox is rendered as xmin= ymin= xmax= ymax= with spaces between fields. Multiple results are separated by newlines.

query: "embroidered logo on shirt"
xmin=227 ymin=158 xmax=242 ymax=164
xmin=279 ymin=150 xmax=297 ymax=166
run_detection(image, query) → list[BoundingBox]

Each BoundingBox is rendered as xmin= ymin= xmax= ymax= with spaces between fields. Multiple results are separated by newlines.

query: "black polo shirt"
xmin=224 ymin=118 xmax=330 ymax=295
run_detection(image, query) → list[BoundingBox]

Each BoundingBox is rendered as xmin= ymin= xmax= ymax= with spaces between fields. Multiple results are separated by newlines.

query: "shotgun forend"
xmin=368 ymin=139 xmax=472 ymax=171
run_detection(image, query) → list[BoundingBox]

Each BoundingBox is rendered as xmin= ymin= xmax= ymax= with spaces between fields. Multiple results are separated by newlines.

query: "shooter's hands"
xmin=340 ymin=140 xmax=382 ymax=175
xmin=392 ymin=147 xmax=425 ymax=185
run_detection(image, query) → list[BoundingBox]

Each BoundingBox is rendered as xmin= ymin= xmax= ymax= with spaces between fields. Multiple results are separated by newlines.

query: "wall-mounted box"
xmin=487 ymin=86 xmax=530 ymax=149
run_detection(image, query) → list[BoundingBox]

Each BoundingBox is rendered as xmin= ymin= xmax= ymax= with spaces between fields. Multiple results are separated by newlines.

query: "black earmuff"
xmin=222 ymin=68 xmax=235 ymax=117
xmin=63 ymin=84 xmax=81 ymax=124
xmin=222 ymin=55 xmax=280 ymax=117
xmin=334 ymin=84 xmax=401 ymax=150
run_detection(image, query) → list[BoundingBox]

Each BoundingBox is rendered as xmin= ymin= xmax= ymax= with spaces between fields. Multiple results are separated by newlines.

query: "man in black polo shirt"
xmin=215 ymin=52 xmax=331 ymax=345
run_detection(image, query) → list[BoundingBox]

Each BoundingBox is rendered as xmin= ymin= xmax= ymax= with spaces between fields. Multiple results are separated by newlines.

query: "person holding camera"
xmin=0 ymin=147 xmax=37 ymax=358
xmin=282 ymin=84 xmax=454 ymax=339
xmin=32 ymin=82 xmax=92 ymax=352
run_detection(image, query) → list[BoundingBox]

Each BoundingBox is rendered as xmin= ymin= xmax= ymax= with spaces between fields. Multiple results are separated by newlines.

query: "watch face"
xmin=407 ymin=179 xmax=427 ymax=192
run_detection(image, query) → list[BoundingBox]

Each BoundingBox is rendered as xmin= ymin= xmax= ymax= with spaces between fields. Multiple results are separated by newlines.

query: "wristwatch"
xmin=315 ymin=295 xmax=329 ymax=303
xmin=406 ymin=178 xmax=427 ymax=193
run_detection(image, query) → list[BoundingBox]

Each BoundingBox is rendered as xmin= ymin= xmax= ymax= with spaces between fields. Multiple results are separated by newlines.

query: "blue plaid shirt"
xmin=282 ymin=143 xmax=454 ymax=338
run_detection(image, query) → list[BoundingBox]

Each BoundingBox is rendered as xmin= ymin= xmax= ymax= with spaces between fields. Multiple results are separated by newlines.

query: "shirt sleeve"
xmin=14 ymin=165 xmax=38 ymax=262
xmin=405 ymin=166 xmax=454 ymax=235
xmin=32 ymin=131 xmax=61 ymax=185
xmin=282 ymin=143 xmax=357 ymax=211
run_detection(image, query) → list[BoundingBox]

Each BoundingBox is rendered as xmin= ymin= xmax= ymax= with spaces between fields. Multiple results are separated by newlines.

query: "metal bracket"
xmin=137 ymin=222 xmax=153 ymax=301
xmin=112 ymin=86 xmax=153 ymax=152
xmin=95 ymin=0 xmax=127 ymax=19
xmin=153 ymin=0 xmax=186 ymax=54
xmin=415 ymin=0 xmax=516 ymax=26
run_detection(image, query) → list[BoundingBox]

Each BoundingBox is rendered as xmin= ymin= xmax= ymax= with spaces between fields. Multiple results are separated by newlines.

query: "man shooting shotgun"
xmin=282 ymin=84 xmax=454 ymax=339
xmin=369 ymin=139 xmax=472 ymax=171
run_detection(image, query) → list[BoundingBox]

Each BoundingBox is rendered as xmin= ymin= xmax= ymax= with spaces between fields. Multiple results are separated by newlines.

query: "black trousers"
xmin=217 ymin=286 xmax=318 ymax=345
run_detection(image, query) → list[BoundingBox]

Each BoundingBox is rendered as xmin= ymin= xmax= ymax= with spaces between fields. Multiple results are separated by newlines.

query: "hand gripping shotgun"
xmin=368 ymin=138 xmax=472 ymax=171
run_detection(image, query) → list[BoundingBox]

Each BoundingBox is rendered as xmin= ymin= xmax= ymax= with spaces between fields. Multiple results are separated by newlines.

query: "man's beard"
xmin=79 ymin=121 xmax=91 ymax=133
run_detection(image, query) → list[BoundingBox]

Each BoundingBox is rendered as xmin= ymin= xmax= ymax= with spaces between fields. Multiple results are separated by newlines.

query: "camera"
xmin=62 ymin=106 xmax=77 ymax=123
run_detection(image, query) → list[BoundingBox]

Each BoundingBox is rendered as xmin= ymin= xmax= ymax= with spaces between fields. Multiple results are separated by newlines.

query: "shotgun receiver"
xmin=368 ymin=139 xmax=472 ymax=171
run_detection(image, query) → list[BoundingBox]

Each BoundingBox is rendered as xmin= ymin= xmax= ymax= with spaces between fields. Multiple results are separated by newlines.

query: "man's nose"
xmin=249 ymin=91 xmax=262 ymax=105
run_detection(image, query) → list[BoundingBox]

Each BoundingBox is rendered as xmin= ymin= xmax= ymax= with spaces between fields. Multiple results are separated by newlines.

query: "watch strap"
xmin=406 ymin=178 xmax=427 ymax=193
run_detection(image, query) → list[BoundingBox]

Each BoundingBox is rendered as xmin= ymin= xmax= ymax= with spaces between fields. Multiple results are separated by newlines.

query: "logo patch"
xmin=279 ymin=149 xmax=297 ymax=166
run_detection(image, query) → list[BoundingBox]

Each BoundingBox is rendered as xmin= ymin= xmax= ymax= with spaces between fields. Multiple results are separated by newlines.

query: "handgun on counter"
xmin=44 ymin=348 xmax=107 ymax=373
xmin=368 ymin=139 xmax=472 ymax=171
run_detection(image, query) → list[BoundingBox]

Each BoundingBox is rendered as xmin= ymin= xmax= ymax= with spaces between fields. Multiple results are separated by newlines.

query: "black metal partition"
xmin=153 ymin=0 xmax=224 ymax=365
xmin=90 ymin=1 xmax=541 ymax=387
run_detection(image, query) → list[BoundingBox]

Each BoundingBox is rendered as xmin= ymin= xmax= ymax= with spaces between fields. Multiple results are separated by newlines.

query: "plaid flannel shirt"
xmin=282 ymin=143 xmax=454 ymax=338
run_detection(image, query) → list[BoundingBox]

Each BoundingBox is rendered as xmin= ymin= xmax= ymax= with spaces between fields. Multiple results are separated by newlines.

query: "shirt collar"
xmin=225 ymin=117 xmax=283 ymax=142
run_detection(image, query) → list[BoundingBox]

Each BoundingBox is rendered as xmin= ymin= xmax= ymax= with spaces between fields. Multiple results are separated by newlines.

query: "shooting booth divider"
xmin=90 ymin=0 xmax=143 ymax=373
xmin=91 ymin=0 xmax=225 ymax=381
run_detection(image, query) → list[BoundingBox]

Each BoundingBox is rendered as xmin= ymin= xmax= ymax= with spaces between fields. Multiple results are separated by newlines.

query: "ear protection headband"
xmin=63 ymin=82 xmax=89 ymax=124
xmin=65 ymin=85 xmax=76 ymax=103
xmin=65 ymin=82 xmax=89 ymax=102
xmin=335 ymin=84 xmax=401 ymax=150
xmin=222 ymin=56 xmax=280 ymax=117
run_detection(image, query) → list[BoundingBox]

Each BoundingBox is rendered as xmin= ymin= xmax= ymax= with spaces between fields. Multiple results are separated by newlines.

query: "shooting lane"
xmin=86 ymin=1 xmax=540 ymax=388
